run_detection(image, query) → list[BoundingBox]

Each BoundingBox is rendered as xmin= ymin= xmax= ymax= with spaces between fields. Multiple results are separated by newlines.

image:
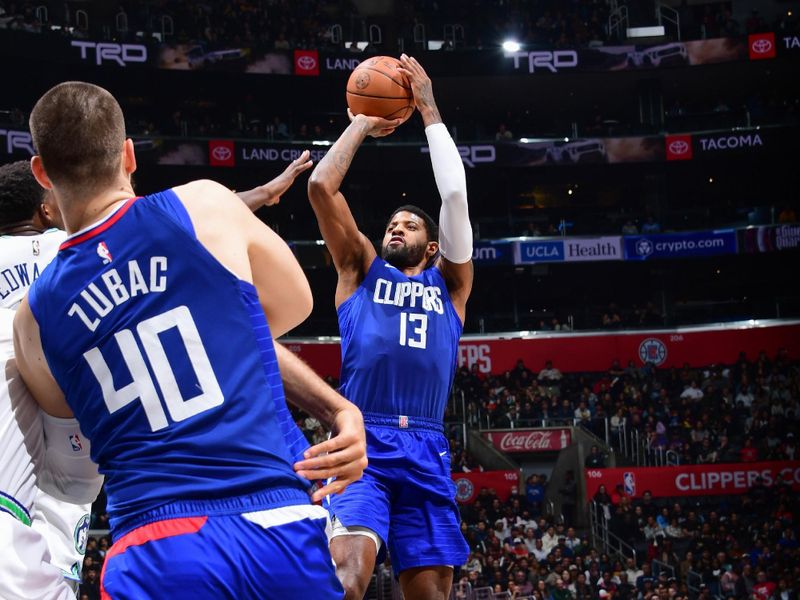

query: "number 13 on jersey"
xmin=399 ymin=312 xmax=427 ymax=349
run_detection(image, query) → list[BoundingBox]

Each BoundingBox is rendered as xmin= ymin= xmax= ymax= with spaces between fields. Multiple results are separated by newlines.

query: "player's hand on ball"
xmin=260 ymin=149 xmax=314 ymax=205
xmin=294 ymin=403 xmax=367 ymax=502
xmin=398 ymin=54 xmax=436 ymax=113
xmin=348 ymin=108 xmax=401 ymax=138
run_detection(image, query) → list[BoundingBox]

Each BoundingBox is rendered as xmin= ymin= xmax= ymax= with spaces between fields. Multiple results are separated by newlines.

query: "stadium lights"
xmin=502 ymin=40 xmax=521 ymax=52
xmin=626 ymin=25 xmax=665 ymax=38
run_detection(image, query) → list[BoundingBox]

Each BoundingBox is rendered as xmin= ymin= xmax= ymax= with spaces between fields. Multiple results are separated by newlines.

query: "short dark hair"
xmin=0 ymin=160 xmax=44 ymax=226
xmin=30 ymin=81 xmax=126 ymax=195
xmin=387 ymin=204 xmax=438 ymax=242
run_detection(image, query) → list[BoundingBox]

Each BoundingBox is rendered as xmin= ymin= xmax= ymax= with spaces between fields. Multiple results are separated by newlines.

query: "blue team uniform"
xmin=329 ymin=257 xmax=469 ymax=573
xmin=28 ymin=191 xmax=342 ymax=599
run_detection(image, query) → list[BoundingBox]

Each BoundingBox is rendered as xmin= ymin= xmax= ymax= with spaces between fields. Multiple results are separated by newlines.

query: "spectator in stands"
xmin=622 ymin=219 xmax=639 ymax=235
xmin=680 ymin=381 xmax=704 ymax=402
xmin=559 ymin=471 xmax=577 ymax=525
xmin=602 ymin=303 xmax=623 ymax=329
xmin=641 ymin=215 xmax=662 ymax=234
xmin=586 ymin=445 xmax=607 ymax=468
xmin=495 ymin=123 xmax=513 ymax=141
xmin=740 ymin=437 xmax=759 ymax=462
xmin=538 ymin=360 xmax=563 ymax=398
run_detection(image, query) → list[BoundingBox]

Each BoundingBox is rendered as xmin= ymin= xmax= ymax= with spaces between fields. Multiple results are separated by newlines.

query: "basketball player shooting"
xmin=305 ymin=54 xmax=473 ymax=600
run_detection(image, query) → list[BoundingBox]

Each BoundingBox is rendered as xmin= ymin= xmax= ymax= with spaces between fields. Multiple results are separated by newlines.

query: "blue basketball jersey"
xmin=337 ymin=257 xmax=462 ymax=421
xmin=28 ymin=190 xmax=310 ymax=536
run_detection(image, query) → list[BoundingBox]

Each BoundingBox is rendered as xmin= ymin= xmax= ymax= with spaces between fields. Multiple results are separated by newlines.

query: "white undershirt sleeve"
xmin=425 ymin=123 xmax=473 ymax=264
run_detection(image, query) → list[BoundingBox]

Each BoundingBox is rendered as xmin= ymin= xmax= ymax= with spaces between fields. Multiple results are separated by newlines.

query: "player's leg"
xmin=327 ymin=447 xmax=392 ymax=600
xmin=387 ymin=430 xmax=469 ymax=600
xmin=329 ymin=533 xmax=379 ymax=600
xmin=398 ymin=566 xmax=453 ymax=600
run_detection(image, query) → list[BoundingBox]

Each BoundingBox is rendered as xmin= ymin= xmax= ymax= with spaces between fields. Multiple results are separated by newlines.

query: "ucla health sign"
xmin=624 ymin=230 xmax=737 ymax=260
xmin=514 ymin=240 xmax=564 ymax=264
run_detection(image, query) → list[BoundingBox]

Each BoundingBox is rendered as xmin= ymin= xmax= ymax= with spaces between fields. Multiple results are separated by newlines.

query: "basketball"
xmin=346 ymin=56 xmax=415 ymax=123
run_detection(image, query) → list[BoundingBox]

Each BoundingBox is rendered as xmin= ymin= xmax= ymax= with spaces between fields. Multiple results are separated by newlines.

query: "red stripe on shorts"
xmin=100 ymin=516 xmax=207 ymax=599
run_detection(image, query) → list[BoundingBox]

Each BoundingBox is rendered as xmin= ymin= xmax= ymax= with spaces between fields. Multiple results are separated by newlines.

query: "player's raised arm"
xmin=399 ymin=54 xmax=474 ymax=322
xmin=307 ymin=113 xmax=401 ymax=292
xmin=237 ymin=150 xmax=314 ymax=211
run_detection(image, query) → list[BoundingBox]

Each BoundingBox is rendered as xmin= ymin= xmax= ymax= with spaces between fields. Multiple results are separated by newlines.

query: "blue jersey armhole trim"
xmin=149 ymin=189 xmax=197 ymax=239
xmin=336 ymin=256 xmax=382 ymax=317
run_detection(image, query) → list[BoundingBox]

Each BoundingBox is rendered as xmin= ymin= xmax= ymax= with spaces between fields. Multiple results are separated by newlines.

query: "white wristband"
xmin=39 ymin=412 xmax=103 ymax=504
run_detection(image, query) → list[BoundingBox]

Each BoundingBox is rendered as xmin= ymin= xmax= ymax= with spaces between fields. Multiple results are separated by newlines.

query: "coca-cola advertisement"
xmin=483 ymin=428 xmax=572 ymax=453
xmin=452 ymin=470 xmax=520 ymax=504
xmin=584 ymin=461 xmax=800 ymax=499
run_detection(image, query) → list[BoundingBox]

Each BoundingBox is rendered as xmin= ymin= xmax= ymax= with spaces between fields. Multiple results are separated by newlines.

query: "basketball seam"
xmin=346 ymin=91 xmax=414 ymax=101
xmin=352 ymin=66 xmax=412 ymax=90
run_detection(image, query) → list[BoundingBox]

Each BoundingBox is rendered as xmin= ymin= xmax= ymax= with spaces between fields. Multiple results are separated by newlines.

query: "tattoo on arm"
xmin=331 ymin=151 xmax=353 ymax=177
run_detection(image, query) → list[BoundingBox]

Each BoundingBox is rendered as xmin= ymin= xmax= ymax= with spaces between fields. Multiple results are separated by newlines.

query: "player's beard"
xmin=381 ymin=240 xmax=429 ymax=269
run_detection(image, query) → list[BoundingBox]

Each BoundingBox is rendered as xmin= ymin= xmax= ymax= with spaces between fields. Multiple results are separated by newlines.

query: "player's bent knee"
xmin=330 ymin=535 xmax=377 ymax=600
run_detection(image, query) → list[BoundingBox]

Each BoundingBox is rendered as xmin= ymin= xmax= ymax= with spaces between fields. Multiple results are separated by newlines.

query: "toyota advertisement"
xmin=624 ymin=230 xmax=738 ymax=261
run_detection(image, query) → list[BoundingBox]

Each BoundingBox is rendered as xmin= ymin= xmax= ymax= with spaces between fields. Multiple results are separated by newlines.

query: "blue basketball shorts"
xmin=101 ymin=499 xmax=342 ymax=599
xmin=327 ymin=415 xmax=469 ymax=574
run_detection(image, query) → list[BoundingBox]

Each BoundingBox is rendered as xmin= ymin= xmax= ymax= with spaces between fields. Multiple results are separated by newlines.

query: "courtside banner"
xmin=624 ymin=230 xmax=737 ymax=260
xmin=514 ymin=240 xmax=565 ymax=264
xmin=584 ymin=461 xmax=800 ymax=499
xmin=740 ymin=224 xmax=800 ymax=253
xmin=472 ymin=240 xmax=514 ymax=265
xmin=285 ymin=320 xmax=800 ymax=377
xmin=452 ymin=470 xmax=520 ymax=504
xmin=483 ymin=429 xmax=572 ymax=453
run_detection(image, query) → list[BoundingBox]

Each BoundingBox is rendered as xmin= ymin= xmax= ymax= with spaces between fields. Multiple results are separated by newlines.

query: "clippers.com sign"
xmin=294 ymin=50 xmax=320 ymax=76
xmin=748 ymin=33 xmax=776 ymax=60
xmin=665 ymin=135 xmax=693 ymax=161
xmin=483 ymin=428 xmax=572 ymax=453
xmin=585 ymin=461 xmax=800 ymax=499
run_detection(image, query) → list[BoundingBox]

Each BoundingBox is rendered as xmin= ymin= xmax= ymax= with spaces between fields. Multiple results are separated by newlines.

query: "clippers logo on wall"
xmin=452 ymin=470 xmax=520 ymax=504
xmin=294 ymin=50 xmax=320 ymax=76
xmin=665 ymin=135 xmax=692 ymax=161
xmin=748 ymin=33 xmax=776 ymax=59
xmin=208 ymin=140 xmax=235 ymax=167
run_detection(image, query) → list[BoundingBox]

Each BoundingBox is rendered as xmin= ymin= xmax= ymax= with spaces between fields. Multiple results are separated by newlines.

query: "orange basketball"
xmin=346 ymin=56 xmax=415 ymax=123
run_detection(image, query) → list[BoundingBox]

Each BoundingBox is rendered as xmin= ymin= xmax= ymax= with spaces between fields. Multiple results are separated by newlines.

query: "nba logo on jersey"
xmin=32 ymin=239 xmax=40 ymax=256
xmin=398 ymin=415 xmax=409 ymax=429
xmin=69 ymin=434 xmax=83 ymax=452
xmin=97 ymin=241 xmax=113 ymax=264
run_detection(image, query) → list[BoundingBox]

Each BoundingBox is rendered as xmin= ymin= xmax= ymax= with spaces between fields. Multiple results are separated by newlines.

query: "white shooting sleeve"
xmin=424 ymin=123 xmax=473 ymax=264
